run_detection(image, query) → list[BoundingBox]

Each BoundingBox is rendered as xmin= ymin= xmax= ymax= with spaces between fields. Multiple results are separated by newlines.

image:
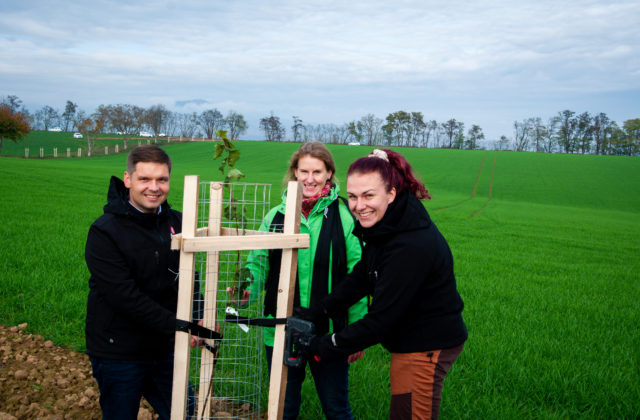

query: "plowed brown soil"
xmin=0 ymin=323 xmax=156 ymax=420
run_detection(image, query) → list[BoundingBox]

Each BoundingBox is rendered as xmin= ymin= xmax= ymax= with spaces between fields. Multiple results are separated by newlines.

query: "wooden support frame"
xmin=170 ymin=180 xmax=306 ymax=420
xmin=267 ymin=182 xmax=303 ymax=420
xmin=171 ymin=175 xmax=200 ymax=419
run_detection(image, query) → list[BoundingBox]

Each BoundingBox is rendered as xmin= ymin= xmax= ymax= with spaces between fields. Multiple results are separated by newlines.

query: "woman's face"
xmin=347 ymin=171 xmax=396 ymax=228
xmin=295 ymin=155 xmax=332 ymax=198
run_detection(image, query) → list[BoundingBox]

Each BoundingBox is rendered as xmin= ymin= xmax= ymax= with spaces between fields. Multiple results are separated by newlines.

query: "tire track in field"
xmin=470 ymin=152 xmax=497 ymax=218
xmin=432 ymin=152 xmax=488 ymax=212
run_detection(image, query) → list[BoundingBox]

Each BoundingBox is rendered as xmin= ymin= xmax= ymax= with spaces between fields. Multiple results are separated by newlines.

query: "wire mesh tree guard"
xmin=170 ymin=177 xmax=308 ymax=420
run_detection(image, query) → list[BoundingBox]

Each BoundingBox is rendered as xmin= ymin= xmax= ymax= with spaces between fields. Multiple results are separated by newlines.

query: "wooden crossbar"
xmin=180 ymin=234 xmax=308 ymax=253
xmin=171 ymin=227 xmax=284 ymax=249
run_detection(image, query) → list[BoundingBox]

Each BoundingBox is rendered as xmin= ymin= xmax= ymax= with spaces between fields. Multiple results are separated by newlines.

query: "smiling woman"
xmin=311 ymin=148 xmax=466 ymax=420
xmin=243 ymin=141 xmax=367 ymax=419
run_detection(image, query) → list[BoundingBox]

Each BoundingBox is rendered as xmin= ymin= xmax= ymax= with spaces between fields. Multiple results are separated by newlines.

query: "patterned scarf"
xmin=301 ymin=181 xmax=332 ymax=217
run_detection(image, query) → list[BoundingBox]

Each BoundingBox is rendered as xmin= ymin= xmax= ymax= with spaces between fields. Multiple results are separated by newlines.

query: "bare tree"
xmin=359 ymin=114 xmax=383 ymax=146
xmin=423 ymin=120 xmax=438 ymax=148
xmin=494 ymin=135 xmax=511 ymax=150
xmin=145 ymin=104 xmax=172 ymax=137
xmin=76 ymin=110 xmax=104 ymax=156
xmin=177 ymin=112 xmax=198 ymax=137
xmin=292 ymin=116 xmax=304 ymax=142
xmin=530 ymin=117 xmax=546 ymax=152
xmin=259 ymin=112 xmax=285 ymax=141
xmin=39 ymin=106 xmax=60 ymax=131
xmin=557 ymin=110 xmax=577 ymax=153
xmin=512 ymin=119 xmax=531 ymax=151
xmin=197 ymin=108 xmax=224 ymax=139
xmin=542 ymin=116 xmax=559 ymax=153
xmin=163 ymin=112 xmax=178 ymax=137
xmin=224 ymin=110 xmax=248 ymax=140
xmin=61 ymin=100 xmax=77 ymax=132
xmin=453 ymin=121 xmax=465 ymax=149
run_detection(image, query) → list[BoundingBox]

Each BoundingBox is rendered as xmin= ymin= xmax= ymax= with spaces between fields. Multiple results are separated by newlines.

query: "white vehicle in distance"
xmin=158 ymin=133 xmax=166 ymax=137
xmin=48 ymin=127 xmax=62 ymax=132
xmin=73 ymin=133 xmax=83 ymax=139
xmin=139 ymin=131 xmax=153 ymax=137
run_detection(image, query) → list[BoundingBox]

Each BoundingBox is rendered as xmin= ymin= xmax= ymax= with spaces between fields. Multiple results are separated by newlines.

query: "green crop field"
xmin=1 ymin=140 xmax=638 ymax=418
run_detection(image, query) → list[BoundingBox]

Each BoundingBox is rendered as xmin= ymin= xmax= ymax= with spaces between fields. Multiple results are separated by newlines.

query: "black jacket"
xmin=321 ymin=190 xmax=467 ymax=357
xmin=85 ymin=176 xmax=182 ymax=360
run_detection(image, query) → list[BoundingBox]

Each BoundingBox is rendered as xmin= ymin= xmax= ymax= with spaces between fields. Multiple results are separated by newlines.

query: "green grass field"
xmin=0 ymin=139 xmax=638 ymax=418
xmin=0 ymin=130 xmax=179 ymax=158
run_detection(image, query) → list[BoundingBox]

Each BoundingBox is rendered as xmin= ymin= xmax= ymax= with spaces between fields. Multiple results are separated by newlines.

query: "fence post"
xmin=40 ymin=147 xmax=44 ymax=158
xmin=78 ymin=148 xmax=82 ymax=158
xmin=54 ymin=147 xmax=57 ymax=158
xmin=115 ymin=144 xmax=119 ymax=153
xmin=67 ymin=148 xmax=71 ymax=158
xmin=25 ymin=148 xmax=29 ymax=159
xmin=105 ymin=146 xmax=109 ymax=155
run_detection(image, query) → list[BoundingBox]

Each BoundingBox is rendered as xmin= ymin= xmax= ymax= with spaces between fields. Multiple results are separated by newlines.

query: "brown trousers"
xmin=389 ymin=343 xmax=464 ymax=420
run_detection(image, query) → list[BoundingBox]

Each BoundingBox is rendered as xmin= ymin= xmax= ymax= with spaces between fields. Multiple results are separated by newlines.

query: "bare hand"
xmin=226 ymin=287 xmax=251 ymax=307
xmin=190 ymin=320 xmax=221 ymax=348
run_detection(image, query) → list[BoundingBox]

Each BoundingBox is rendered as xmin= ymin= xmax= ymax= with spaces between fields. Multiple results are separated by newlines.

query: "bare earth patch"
xmin=0 ymin=323 xmax=156 ymax=420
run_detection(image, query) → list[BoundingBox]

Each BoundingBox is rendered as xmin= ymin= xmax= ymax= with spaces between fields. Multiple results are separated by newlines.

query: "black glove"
xmin=293 ymin=305 xmax=329 ymax=336
xmin=308 ymin=334 xmax=339 ymax=361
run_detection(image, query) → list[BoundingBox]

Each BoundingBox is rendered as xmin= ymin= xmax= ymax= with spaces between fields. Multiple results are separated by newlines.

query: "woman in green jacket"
xmin=245 ymin=141 xmax=366 ymax=419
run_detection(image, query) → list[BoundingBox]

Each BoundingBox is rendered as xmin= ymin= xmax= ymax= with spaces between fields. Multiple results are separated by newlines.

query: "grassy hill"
xmin=0 ymin=141 xmax=638 ymax=418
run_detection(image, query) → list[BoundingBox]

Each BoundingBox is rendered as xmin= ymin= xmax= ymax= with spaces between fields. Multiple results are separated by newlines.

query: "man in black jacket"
xmin=85 ymin=144 xmax=185 ymax=420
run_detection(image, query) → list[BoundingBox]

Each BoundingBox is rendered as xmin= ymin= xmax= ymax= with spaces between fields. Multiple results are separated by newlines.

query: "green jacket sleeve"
xmin=245 ymin=207 xmax=279 ymax=304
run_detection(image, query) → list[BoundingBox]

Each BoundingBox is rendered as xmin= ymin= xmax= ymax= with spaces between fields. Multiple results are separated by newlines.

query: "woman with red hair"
xmin=311 ymin=148 xmax=467 ymax=420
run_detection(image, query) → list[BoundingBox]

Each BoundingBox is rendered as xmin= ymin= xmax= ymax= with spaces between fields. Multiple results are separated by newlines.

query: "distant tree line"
xmin=0 ymin=95 xmax=250 ymax=155
xmin=2 ymin=94 xmax=638 ymax=156
xmin=260 ymin=110 xmax=639 ymax=156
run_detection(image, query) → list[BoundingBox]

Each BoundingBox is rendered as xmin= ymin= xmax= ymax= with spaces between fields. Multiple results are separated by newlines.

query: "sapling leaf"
xmin=214 ymin=143 xmax=224 ymax=159
xmin=227 ymin=168 xmax=245 ymax=181
xmin=228 ymin=150 xmax=241 ymax=167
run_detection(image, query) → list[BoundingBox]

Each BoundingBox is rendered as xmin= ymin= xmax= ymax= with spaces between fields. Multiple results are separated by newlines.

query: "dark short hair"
xmin=126 ymin=144 xmax=172 ymax=174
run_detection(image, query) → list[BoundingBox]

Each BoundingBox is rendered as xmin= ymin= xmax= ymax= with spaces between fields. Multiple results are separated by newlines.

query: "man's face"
xmin=123 ymin=162 xmax=170 ymax=213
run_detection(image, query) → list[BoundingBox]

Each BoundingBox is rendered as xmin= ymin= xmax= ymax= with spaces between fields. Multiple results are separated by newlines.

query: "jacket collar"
xmin=354 ymin=190 xmax=431 ymax=244
xmin=280 ymin=184 xmax=340 ymax=217
xmin=104 ymin=175 xmax=170 ymax=220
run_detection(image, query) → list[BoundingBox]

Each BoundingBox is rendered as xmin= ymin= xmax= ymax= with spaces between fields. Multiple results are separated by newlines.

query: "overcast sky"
xmin=1 ymin=0 xmax=638 ymax=141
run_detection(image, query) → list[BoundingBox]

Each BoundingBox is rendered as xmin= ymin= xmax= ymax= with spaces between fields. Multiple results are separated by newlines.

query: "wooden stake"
xmin=268 ymin=181 xmax=303 ymax=420
xmin=196 ymin=183 xmax=223 ymax=419
xmin=171 ymin=175 xmax=200 ymax=420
